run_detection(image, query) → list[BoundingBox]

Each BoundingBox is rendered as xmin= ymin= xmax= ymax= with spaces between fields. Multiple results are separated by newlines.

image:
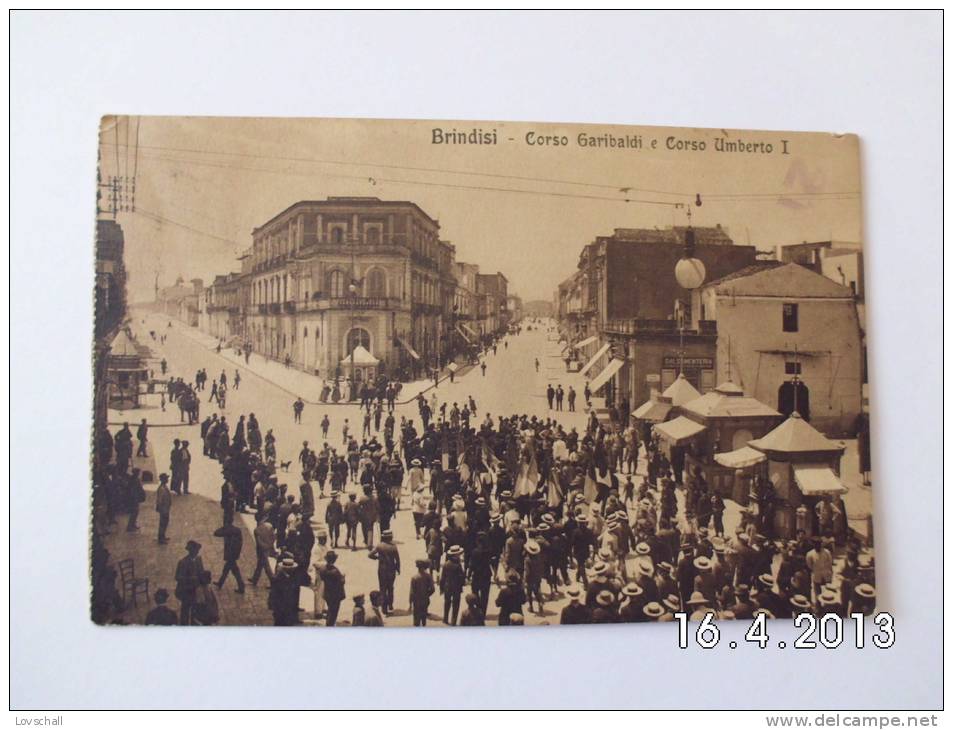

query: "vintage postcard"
xmin=92 ymin=116 xmax=875 ymax=630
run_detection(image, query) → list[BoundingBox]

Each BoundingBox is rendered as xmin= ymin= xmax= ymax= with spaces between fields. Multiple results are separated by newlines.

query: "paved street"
xmin=107 ymin=312 xmax=610 ymax=625
xmin=107 ymin=309 xmax=868 ymax=626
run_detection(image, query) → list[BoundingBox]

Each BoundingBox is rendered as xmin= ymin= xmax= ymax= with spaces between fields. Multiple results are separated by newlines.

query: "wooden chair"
xmin=116 ymin=558 xmax=149 ymax=609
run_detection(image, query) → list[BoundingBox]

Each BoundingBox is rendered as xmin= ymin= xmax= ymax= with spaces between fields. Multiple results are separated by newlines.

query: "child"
xmin=351 ymin=594 xmax=366 ymax=626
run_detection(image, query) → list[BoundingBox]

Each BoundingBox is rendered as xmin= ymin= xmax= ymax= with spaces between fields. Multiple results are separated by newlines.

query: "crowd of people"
xmin=99 ymin=318 xmax=875 ymax=628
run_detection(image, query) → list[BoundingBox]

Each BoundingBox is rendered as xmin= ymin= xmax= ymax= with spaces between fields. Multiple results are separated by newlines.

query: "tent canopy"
xmin=792 ymin=463 xmax=847 ymax=496
xmin=662 ymin=374 xmax=702 ymax=407
xmin=575 ymin=335 xmax=597 ymax=349
xmin=589 ymin=358 xmax=625 ymax=393
xmin=748 ymin=412 xmax=844 ymax=455
xmin=580 ymin=342 xmax=610 ymax=376
xmin=681 ymin=381 xmax=780 ymax=419
xmin=653 ymin=416 xmax=706 ymax=445
xmin=109 ymin=329 xmax=139 ymax=358
xmin=714 ymin=446 xmax=767 ymax=469
xmin=342 ymin=345 xmax=379 ymax=365
xmin=632 ymin=397 xmax=673 ymax=423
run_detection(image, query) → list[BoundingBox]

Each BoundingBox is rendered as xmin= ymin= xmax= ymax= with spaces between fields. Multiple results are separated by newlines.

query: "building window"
xmin=366 ymin=268 xmax=386 ymax=297
xmin=304 ymin=327 xmax=308 ymax=338
xmin=782 ymin=303 xmax=799 ymax=332
xmin=345 ymin=327 xmax=371 ymax=355
xmin=366 ymin=226 xmax=381 ymax=245
xmin=328 ymin=270 xmax=346 ymax=298
xmin=331 ymin=227 xmax=344 ymax=244
xmin=784 ymin=361 xmax=802 ymax=375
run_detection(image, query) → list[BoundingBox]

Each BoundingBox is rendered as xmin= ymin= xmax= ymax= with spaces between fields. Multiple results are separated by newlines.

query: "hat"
xmin=591 ymin=561 xmax=608 ymax=576
xmin=790 ymin=594 xmax=811 ymax=611
xmin=330 ymin=490 xmax=340 ymax=498
xmin=635 ymin=559 xmax=654 ymax=577
xmin=541 ymin=513 xmax=555 ymax=524
xmin=621 ymin=583 xmax=643 ymax=597
xmin=185 ymin=540 xmax=201 ymax=552
xmin=643 ymin=602 xmax=665 ymax=619
xmin=413 ymin=459 xmax=423 ymax=466
xmin=447 ymin=545 xmax=464 ymax=557
xmin=499 ymin=490 xmax=513 ymax=499
xmin=534 ymin=523 xmax=550 ymax=533
xmin=415 ymin=559 xmax=430 ymax=569
xmin=855 ymin=583 xmax=876 ymax=600
xmin=509 ymin=613 xmax=525 ymax=625
xmin=663 ymin=594 xmax=681 ymax=612
xmin=754 ymin=608 xmax=775 ymax=619
xmin=596 ymin=590 xmax=615 ymax=607
xmin=758 ymin=574 xmax=776 ymax=589
xmin=693 ymin=556 xmax=713 ymax=571
xmin=475 ymin=497 xmax=486 ymax=506
xmin=737 ymin=533 xmax=750 ymax=543
xmin=658 ymin=561 xmax=673 ymax=574
xmin=381 ymin=529 xmax=393 ymax=539
xmin=506 ymin=569 xmax=521 ymax=584
xmin=279 ymin=557 xmax=297 ymax=570
xmin=566 ymin=585 xmax=582 ymax=599
xmin=686 ymin=591 xmax=708 ymax=606
xmin=635 ymin=542 xmax=651 ymax=556
xmin=818 ymin=589 xmax=839 ymax=606
xmin=524 ymin=540 xmax=541 ymax=555
xmin=736 ymin=584 xmax=751 ymax=596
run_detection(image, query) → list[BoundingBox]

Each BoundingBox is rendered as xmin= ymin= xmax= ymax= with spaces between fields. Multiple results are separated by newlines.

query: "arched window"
xmin=345 ymin=327 xmax=371 ymax=355
xmin=328 ymin=270 xmax=346 ymax=298
xmin=366 ymin=268 xmax=386 ymax=297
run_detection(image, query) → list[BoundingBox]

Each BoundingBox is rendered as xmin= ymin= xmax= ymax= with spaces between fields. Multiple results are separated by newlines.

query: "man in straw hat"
xmin=269 ymin=556 xmax=300 ymax=626
xmin=440 ymin=545 xmax=466 ymax=625
xmin=560 ymin=585 xmax=591 ymax=625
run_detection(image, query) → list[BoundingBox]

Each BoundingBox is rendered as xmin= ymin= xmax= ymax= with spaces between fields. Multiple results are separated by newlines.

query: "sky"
xmin=98 ymin=116 xmax=863 ymax=303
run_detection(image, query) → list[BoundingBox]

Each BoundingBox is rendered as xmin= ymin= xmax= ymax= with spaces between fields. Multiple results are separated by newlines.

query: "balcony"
xmin=297 ymin=296 xmax=401 ymax=312
xmin=268 ymin=303 xmax=282 ymax=315
xmin=283 ymin=301 xmax=296 ymax=314
xmin=602 ymin=318 xmax=718 ymax=337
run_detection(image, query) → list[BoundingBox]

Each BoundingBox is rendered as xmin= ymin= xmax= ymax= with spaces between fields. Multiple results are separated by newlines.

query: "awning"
xmin=580 ymin=342 xmax=610 ymax=376
xmin=653 ymin=416 xmax=706 ymax=445
xmin=792 ymin=464 xmax=848 ymax=496
xmin=588 ymin=358 xmax=625 ymax=393
xmin=396 ymin=336 xmax=420 ymax=360
xmin=456 ymin=324 xmax=473 ymax=344
xmin=714 ymin=446 xmax=767 ymax=469
xmin=461 ymin=323 xmax=479 ymax=338
xmin=632 ymin=399 xmax=673 ymax=423
xmin=575 ymin=335 xmax=597 ymax=349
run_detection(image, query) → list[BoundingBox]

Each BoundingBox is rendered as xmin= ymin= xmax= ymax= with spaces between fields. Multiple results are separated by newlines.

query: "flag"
xmin=547 ymin=471 xmax=564 ymax=508
xmin=515 ymin=448 xmax=539 ymax=497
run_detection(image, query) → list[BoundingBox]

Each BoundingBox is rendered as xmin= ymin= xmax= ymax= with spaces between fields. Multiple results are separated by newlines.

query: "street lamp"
xmin=674 ymin=208 xmax=706 ymax=291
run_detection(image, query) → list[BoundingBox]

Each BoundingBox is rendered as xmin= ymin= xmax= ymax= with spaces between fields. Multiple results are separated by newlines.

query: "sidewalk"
xmin=102 ymin=483 xmax=273 ymax=626
xmin=168 ymin=317 xmax=477 ymax=406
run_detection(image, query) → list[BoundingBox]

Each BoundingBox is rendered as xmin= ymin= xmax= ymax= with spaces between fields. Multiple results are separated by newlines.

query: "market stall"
xmin=748 ymin=412 xmax=847 ymax=538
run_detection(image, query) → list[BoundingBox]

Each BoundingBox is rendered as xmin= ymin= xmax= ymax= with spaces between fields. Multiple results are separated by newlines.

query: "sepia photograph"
xmin=92 ymin=116 xmax=875 ymax=629
xmin=11 ymin=8 xmax=942 ymax=716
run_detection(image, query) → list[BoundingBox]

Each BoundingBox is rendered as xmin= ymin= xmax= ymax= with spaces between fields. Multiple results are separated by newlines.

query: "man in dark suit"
xmin=367 ymin=530 xmax=401 ymax=615
xmin=174 ymin=540 xmax=204 ymax=625
xmin=409 ymin=559 xmax=435 ymax=626
xmin=213 ymin=517 xmax=245 ymax=593
xmin=318 ymin=551 xmax=346 ymax=626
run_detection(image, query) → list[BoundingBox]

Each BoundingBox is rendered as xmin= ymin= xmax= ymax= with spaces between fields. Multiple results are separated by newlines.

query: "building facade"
xmin=556 ymin=226 xmax=759 ymax=414
xmin=242 ymin=197 xmax=457 ymax=381
xmin=691 ymin=262 xmax=864 ymax=436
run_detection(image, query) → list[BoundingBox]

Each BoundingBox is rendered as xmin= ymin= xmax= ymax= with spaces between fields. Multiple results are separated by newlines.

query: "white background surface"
xmin=9 ymin=10 xmax=943 ymax=710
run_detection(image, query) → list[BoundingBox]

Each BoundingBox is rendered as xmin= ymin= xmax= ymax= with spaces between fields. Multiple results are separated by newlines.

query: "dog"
xmin=279 ymin=460 xmax=292 ymax=472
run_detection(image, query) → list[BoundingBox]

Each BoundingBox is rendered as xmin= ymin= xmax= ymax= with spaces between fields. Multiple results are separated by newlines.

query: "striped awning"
xmin=397 ymin=336 xmax=420 ymax=360
xmin=580 ymin=342 xmax=610 ymax=376
xmin=588 ymin=358 xmax=624 ymax=393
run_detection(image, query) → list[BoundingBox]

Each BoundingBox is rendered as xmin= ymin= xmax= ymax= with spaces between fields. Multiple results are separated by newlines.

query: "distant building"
xmin=93 ymin=219 xmax=128 ymax=452
xmin=157 ymin=276 xmax=203 ymax=326
xmin=691 ymin=261 xmax=864 ymax=436
xmin=476 ymin=272 xmax=509 ymax=339
xmin=522 ymin=299 xmax=554 ymax=319
xmin=506 ymin=294 xmax=523 ymax=325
